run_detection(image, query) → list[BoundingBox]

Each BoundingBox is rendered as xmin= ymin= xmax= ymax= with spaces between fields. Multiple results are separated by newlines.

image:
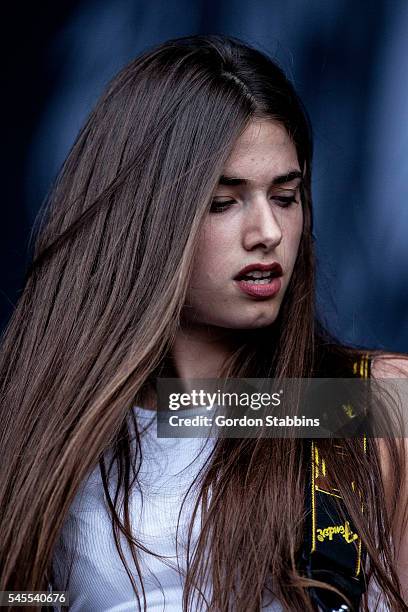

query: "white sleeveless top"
xmin=51 ymin=407 xmax=388 ymax=611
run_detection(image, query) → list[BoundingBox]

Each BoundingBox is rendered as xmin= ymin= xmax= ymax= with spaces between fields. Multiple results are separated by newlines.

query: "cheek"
xmin=191 ymin=231 xmax=215 ymax=280
xmin=293 ymin=220 xmax=304 ymax=254
xmin=191 ymin=223 xmax=234 ymax=282
xmin=295 ymin=209 xmax=304 ymax=249
xmin=282 ymin=209 xmax=303 ymax=261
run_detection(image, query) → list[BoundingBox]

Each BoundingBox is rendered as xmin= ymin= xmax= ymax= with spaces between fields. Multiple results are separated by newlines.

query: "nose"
xmin=242 ymin=196 xmax=283 ymax=252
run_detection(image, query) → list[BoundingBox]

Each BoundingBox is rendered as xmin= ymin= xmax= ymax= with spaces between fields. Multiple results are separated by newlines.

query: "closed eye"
xmin=209 ymin=200 xmax=235 ymax=213
xmin=209 ymin=194 xmax=299 ymax=214
xmin=272 ymin=195 xmax=298 ymax=208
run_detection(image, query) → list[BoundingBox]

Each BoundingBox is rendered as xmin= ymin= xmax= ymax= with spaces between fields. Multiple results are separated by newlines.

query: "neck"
xmin=169 ymin=322 xmax=240 ymax=380
xmin=141 ymin=324 xmax=253 ymax=410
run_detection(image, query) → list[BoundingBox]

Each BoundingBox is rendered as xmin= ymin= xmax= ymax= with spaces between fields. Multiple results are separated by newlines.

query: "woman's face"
xmin=184 ymin=118 xmax=304 ymax=330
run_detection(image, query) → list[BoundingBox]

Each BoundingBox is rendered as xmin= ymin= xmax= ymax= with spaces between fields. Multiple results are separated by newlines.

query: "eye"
xmin=209 ymin=199 xmax=235 ymax=213
xmin=271 ymin=195 xmax=299 ymax=208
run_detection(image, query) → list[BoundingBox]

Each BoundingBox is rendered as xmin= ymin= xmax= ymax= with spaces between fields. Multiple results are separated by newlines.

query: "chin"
xmin=183 ymin=301 xmax=281 ymax=330
xmin=236 ymin=304 xmax=281 ymax=328
xmin=239 ymin=317 xmax=278 ymax=329
xmin=213 ymin=312 xmax=279 ymax=330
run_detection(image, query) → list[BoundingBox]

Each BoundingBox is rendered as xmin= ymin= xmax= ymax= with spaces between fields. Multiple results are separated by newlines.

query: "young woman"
xmin=0 ymin=34 xmax=407 ymax=612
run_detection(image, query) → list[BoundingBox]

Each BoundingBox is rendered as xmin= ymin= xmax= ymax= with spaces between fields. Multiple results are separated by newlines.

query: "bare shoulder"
xmin=370 ymin=351 xmax=408 ymax=378
xmin=370 ymin=352 xmax=408 ymax=488
xmin=371 ymin=354 xmax=408 ymax=509
xmin=369 ymin=352 xmax=408 ymax=598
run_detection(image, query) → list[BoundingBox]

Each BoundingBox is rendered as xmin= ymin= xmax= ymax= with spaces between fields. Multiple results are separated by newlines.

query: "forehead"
xmin=222 ymin=119 xmax=299 ymax=179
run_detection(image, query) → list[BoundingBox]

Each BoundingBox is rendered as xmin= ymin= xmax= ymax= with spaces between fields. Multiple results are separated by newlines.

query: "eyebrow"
xmin=218 ymin=169 xmax=303 ymax=187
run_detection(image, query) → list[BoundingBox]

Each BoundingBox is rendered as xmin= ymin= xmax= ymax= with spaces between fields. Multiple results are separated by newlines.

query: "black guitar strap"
xmin=302 ymin=353 xmax=370 ymax=612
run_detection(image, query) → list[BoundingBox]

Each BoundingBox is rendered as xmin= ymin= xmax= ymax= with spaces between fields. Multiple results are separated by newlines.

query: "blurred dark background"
xmin=2 ymin=1 xmax=407 ymax=350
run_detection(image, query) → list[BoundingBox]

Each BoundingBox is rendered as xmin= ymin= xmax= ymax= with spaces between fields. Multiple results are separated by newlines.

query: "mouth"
xmin=233 ymin=262 xmax=283 ymax=284
xmin=233 ymin=263 xmax=283 ymax=299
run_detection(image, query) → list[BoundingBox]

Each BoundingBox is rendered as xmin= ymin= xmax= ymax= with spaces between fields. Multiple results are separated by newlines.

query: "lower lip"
xmin=234 ymin=277 xmax=282 ymax=298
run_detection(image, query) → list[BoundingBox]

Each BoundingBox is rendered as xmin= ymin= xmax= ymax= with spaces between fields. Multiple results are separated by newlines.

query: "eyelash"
xmin=209 ymin=196 xmax=299 ymax=214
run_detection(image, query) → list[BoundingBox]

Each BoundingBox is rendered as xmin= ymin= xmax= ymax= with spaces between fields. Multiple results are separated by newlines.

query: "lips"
xmin=234 ymin=262 xmax=283 ymax=280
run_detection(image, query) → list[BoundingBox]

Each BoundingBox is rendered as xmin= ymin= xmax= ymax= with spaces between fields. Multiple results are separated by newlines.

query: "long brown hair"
xmin=0 ymin=34 xmax=407 ymax=611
